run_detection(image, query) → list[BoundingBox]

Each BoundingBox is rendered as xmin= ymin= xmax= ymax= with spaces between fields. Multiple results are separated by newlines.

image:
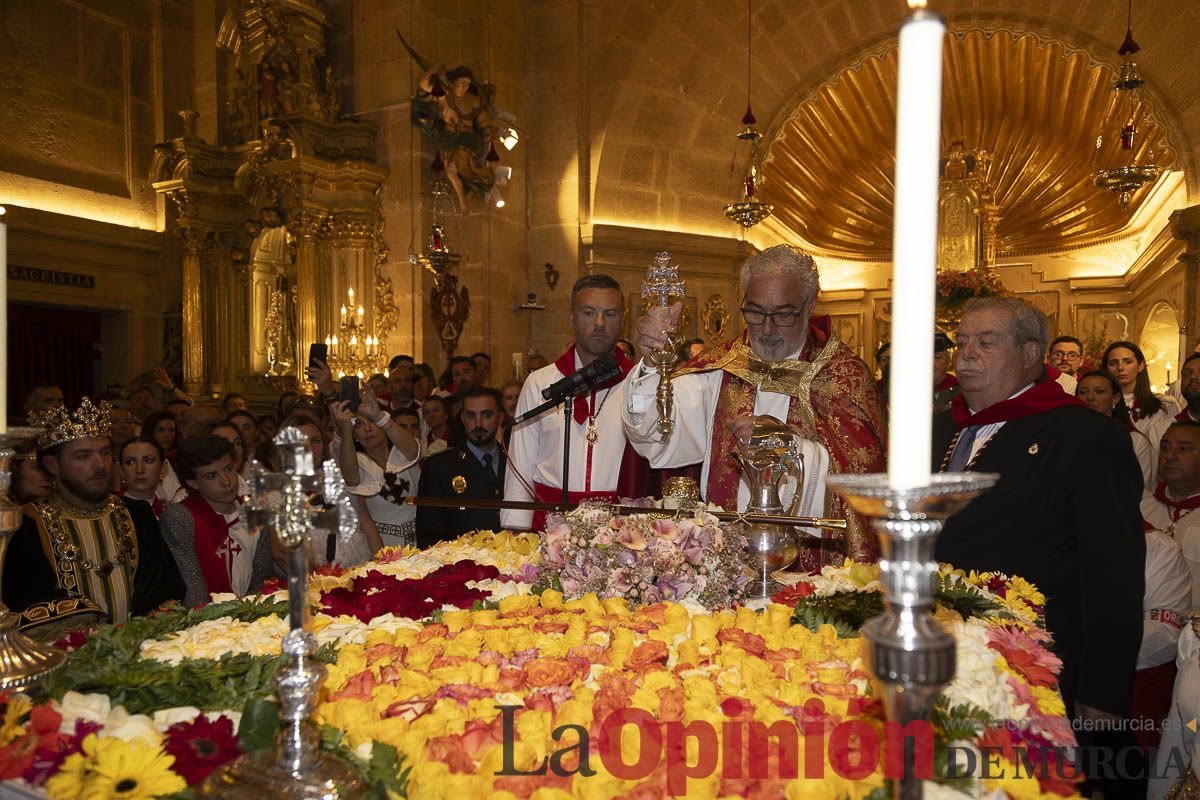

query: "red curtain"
xmin=8 ymin=303 xmax=100 ymax=422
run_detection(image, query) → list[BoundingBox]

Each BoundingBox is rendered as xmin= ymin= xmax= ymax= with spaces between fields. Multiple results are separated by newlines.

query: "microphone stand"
xmin=509 ymin=387 xmax=576 ymax=507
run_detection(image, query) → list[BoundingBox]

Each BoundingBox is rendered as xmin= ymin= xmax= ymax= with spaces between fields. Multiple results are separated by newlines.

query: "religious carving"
xmin=397 ymin=31 xmax=508 ymax=211
xmin=431 ymin=272 xmax=471 ymax=358
xmin=701 ymin=293 xmax=732 ymax=342
xmin=152 ymin=0 xmax=388 ymax=401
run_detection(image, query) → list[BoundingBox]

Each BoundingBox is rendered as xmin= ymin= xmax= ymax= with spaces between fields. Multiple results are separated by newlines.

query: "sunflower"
xmin=46 ymin=734 xmax=186 ymax=800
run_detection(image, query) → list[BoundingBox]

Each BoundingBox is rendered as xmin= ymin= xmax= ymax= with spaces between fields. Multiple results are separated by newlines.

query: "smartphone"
xmin=339 ymin=375 xmax=361 ymax=413
xmin=308 ymin=342 xmax=329 ymax=370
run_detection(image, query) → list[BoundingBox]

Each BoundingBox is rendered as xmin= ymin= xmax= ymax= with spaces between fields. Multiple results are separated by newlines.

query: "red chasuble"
xmin=672 ymin=317 xmax=887 ymax=571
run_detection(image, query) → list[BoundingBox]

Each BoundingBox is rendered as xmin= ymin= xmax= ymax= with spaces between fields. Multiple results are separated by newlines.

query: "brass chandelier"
xmin=723 ymin=0 xmax=773 ymax=229
xmin=1093 ymin=0 xmax=1160 ymax=209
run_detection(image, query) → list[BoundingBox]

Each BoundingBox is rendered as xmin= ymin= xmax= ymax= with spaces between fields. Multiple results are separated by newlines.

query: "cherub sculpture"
xmin=398 ymin=31 xmax=502 ymax=211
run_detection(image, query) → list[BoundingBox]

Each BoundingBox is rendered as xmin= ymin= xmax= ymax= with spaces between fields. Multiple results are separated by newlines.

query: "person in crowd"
xmin=1049 ymin=335 xmax=1084 ymax=377
xmin=1107 ymin=341 xmax=1179 ymax=482
xmin=625 ymin=246 xmax=885 ymax=567
xmin=222 ymin=393 xmax=249 ymax=414
xmin=367 ymin=373 xmax=388 ymax=399
xmin=267 ymin=414 xmax=378 ymax=572
xmin=4 ymin=399 xmax=184 ymax=639
xmin=382 ymin=363 xmax=418 ymax=412
xmin=677 ymin=338 xmax=706 ymax=363
xmin=160 ymin=434 xmax=272 ymax=607
xmin=178 ymin=404 xmax=222 ymax=444
xmin=473 ymin=352 xmax=492 ymax=387
xmin=390 ymin=407 xmax=423 ymax=442
xmin=141 ymin=410 xmax=178 ymax=457
xmin=23 ymin=383 xmax=65 ymax=422
xmin=332 ymin=387 xmax=421 ymax=549
xmin=500 ymin=379 xmax=522 ymax=448
xmin=259 ymin=414 xmax=279 ymax=442
xmin=108 ymin=401 xmax=140 ymax=463
xmin=931 ymin=297 xmax=1144 ymax=795
xmin=389 ymin=354 xmax=415 ymax=372
xmin=1142 ymin=422 xmax=1200 ymax=601
xmin=11 ymin=448 xmax=52 ymax=506
xmin=227 ymin=409 xmax=259 ymax=456
xmin=527 ymin=353 xmax=549 ymax=372
xmin=126 ymin=385 xmax=159 ymax=422
xmin=500 ymin=379 xmax=522 ymax=421
xmin=413 ymin=363 xmax=443 ymax=403
xmin=117 ymin=437 xmax=167 ymax=519
xmin=1177 ymin=352 xmax=1200 ymax=423
xmin=875 ymin=341 xmax=891 ymax=403
xmin=418 ymin=388 xmax=507 ymax=545
xmin=422 ymin=395 xmax=450 ymax=448
xmin=1076 ymin=370 xmax=1155 ymax=488
xmin=450 ymin=356 xmax=478 ymax=394
xmin=616 ymin=338 xmax=636 ymax=362
xmin=505 ymin=274 xmax=651 ymax=531
xmin=1132 ymin=520 xmax=1190 ymax=751
xmin=166 ymin=398 xmax=191 ymax=420
xmin=931 ymin=331 xmax=960 ymax=414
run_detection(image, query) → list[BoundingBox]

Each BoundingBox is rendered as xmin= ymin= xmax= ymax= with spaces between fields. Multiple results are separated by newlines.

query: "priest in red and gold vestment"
xmin=621 ymin=245 xmax=886 ymax=571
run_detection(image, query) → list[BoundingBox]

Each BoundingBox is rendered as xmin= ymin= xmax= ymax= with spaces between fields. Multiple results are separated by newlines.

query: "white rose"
xmin=152 ymin=706 xmax=203 ymax=729
xmin=57 ymin=692 xmax=112 ymax=728
xmin=99 ymin=708 xmax=162 ymax=745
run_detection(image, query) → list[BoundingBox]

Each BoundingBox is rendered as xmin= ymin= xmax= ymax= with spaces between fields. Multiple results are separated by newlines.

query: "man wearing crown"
xmin=622 ymin=245 xmax=887 ymax=571
xmin=3 ymin=398 xmax=184 ymax=639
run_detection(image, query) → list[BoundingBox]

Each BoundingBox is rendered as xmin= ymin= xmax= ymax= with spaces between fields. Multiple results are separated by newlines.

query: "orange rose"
xmin=657 ymin=687 xmax=686 ymax=722
xmin=524 ymin=657 xmax=580 ymax=687
xmin=533 ymin=621 xmax=569 ymax=635
xmin=416 ymin=623 xmax=450 ymax=643
xmin=717 ymin=627 xmax=767 ymax=656
xmin=626 ymin=639 xmax=670 ymax=671
xmin=497 ymin=668 xmax=527 ymax=691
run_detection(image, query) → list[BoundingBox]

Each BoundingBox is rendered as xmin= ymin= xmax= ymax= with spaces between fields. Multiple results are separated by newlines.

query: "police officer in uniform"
xmin=416 ymin=387 xmax=507 ymax=547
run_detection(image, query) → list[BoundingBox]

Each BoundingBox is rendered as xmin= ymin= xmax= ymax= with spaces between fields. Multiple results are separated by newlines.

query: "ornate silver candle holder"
xmin=0 ymin=428 xmax=67 ymax=689
xmin=201 ymin=427 xmax=366 ymax=799
xmin=826 ymin=472 xmax=997 ymax=800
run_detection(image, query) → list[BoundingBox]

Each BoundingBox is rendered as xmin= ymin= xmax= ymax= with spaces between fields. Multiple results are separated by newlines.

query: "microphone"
xmin=541 ymin=354 xmax=621 ymax=402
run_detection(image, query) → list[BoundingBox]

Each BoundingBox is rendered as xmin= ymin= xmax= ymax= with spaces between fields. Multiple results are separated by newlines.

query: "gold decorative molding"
xmin=701 ymin=293 xmax=731 ymax=342
xmin=763 ymin=28 xmax=1175 ymax=262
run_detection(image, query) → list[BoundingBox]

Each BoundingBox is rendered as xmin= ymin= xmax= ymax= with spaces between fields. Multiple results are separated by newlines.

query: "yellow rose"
xmin=690 ymin=615 xmax=720 ymax=644
xmin=540 ymin=589 xmax=564 ymax=609
xmin=500 ymin=594 xmax=538 ymax=613
xmin=565 ymin=593 xmax=603 ymax=615
xmin=530 ymin=788 xmax=574 ymax=800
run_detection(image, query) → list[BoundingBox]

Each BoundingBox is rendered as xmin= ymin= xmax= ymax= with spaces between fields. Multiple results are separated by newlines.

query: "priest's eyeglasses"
xmin=740 ymin=308 xmax=804 ymax=328
xmin=1050 ymin=350 xmax=1081 ymax=360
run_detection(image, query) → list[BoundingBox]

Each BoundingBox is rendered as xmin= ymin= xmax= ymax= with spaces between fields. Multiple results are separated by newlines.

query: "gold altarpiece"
xmin=150 ymin=0 xmax=395 ymax=399
xmin=935 ymin=141 xmax=1003 ymax=330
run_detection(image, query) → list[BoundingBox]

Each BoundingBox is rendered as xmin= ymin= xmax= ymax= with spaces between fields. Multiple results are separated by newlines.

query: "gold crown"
xmin=30 ymin=398 xmax=112 ymax=450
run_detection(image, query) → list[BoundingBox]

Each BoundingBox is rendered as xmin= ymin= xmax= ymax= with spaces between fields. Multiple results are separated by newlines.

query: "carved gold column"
xmin=293 ymin=209 xmax=327 ymax=377
xmin=180 ymin=227 xmax=208 ymax=396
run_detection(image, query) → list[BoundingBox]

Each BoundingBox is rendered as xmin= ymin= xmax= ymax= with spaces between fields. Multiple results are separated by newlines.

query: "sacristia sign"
xmin=8 ymin=265 xmax=96 ymax=289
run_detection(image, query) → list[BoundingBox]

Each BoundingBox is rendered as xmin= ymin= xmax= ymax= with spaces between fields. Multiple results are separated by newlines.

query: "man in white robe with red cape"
xmin=502 ymin=275 xmax=654 ymax=530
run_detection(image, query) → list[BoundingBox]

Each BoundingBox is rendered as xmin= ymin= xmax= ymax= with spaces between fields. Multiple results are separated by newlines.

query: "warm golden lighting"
xmin=907 ymin=0 xmax=928 ymax=8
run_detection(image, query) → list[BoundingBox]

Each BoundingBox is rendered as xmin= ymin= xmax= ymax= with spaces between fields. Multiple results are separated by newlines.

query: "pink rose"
xmin=616 ymin=527 xmax=647 ymax=551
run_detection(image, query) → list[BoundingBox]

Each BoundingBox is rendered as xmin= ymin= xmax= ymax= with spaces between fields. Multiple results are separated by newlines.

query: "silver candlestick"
xmin=0 ymin=428 xmax=67 ymax=689
xmin=201 ymin=427 xmax=366 ymax=799
xmin=826 ymin=472 xmax=997 ymax=800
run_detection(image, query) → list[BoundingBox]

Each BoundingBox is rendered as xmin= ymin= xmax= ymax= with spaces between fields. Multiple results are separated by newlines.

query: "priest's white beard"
xmin=750 ymin=331 xmax=806 ymax=362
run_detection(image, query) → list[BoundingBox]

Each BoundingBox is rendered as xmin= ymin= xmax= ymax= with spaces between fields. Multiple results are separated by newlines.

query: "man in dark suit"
xmin=416 ymin=387 xmax=507 ymax=547
xmin=933 ymin=298 xmax=1145 ymax=795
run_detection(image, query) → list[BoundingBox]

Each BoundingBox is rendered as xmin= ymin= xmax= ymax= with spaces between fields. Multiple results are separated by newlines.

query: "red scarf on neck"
xmin=553 ymin=346 xmax=635 ymax=424
xmin=934 ymin=374 xmax=959 ymax=392
xmin=1153 ymin=483 xmax=1200 ymax=522
xmin=181 ymin=493 xmax=238 ymax=600
xmin=950 ymin=380 xmax=1083 ymax=428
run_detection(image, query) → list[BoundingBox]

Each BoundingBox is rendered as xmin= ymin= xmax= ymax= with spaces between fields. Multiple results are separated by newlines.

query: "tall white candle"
xmin=887 ymin=5 xmax=944 ymax=489
xmin=0 ymin=206 xmax=6 ymax=434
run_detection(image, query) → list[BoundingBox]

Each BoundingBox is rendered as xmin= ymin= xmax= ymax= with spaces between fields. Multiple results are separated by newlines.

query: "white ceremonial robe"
xmin=620 ymin=362 xmax=830 ymax=534
xmin=1128 ymin=395 xmax=1180 ymax=488
xmin=1142 ymin=490 xmax=1200 ymax=610
xmin=501 ymin=355 xmax=631 ymax=530
xmin=1151 ymin=624 xmax=1200 ymax=800
xmin=1141 ymin=531 xmax=1191 ymax=670
xmin=1132 ymin=429 xmax=1154 ymax=491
